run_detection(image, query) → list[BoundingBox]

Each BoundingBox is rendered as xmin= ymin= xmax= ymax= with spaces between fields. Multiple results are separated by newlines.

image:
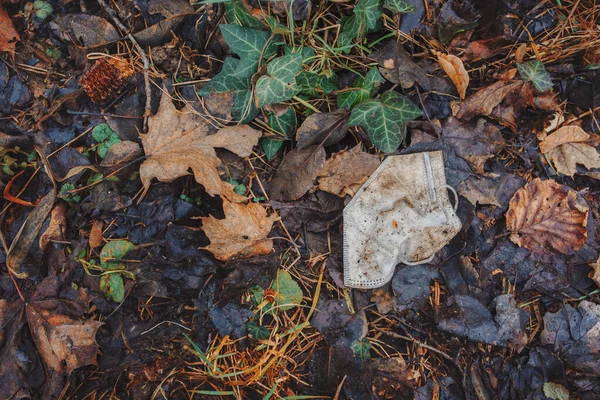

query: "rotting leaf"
xmin=539 ymin=125 xmax=600 ymax=177
xmin=0 ymin=5 xmax=20 ymax=55
xmin=201 ymin=200 xmax=277 ymax=261
xmin=262 ymin=269 xmax=303 ymax=314
xmin=55 ymin=14 xmax=119 ymax=47
xmin=296 ymin=110 xmax=350 ymax=149
xmin=435 ymin=51 xmax=469 ymax=99
xmin=100 ymin=239 xmax=135 ymax=269
xmin=139 ymin=91 xmax=262 ymax=202
xmin=39 ymin=203 xmax=67 ymax=251
xmin=517 ymin=60 xmax=553 ymax=92
xmin=348 ymin=90 xmax=422 ymax=152
xmin=505 ymin=178 xmax=588 ymax=254
xmin=268 ymin=145 xmax=326 ymax=201
xmin=316 ymin=145 xmax=381 ymax=197
xmin=369 ymin=40 xmax=430 ymax=90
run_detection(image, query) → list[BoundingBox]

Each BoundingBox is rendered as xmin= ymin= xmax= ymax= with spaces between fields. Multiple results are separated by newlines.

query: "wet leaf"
xmin=505 ymin=178 xmax=588 ymax=254
xmin=0 ymin=6 xmax=20 ymax=55
xmin=139 ymin=91 xmax=261 ymax=201
xmin=435 ymin=51 xmax=469 ymax=99
xmin=92 ymin=123 xmax=121 ymax=159
xmin=255 ymin=53 xmax=303 ymax=106
xmin=55 ymin=14 xmax=119 ymax=47
xmin=100 ymin=273 xmax=125 ymax=302
xmin=100 ymin=240 xmax=135 ymax=269
xmin=539 ymin=126 xmax=600 ymax=177
xmin=263 ymin=270 xmax=303 ymax=314
xmin=247 ymin=321 xmax=270 ymax=340
xmin=316 ymin=145 xmax=381 ymax=197
xmin=369 ymin=40 xmax=430 ymax=90
xmin=209 ymin=303 xmax=254 ymax=339
xmin=348 ymin=91 xmax=422 ymax=152
xmin=350 ymin=337 xmax=372 ymax=361
xmin=517 ymin=60 xmax=553 ymax=92
xmin=268 ymin=145 xmax=326 ymax=201
xmin=201 ymin=200 xmax=276 ymax=261
xmin=543 ymin=382 xmax=570 ymax=400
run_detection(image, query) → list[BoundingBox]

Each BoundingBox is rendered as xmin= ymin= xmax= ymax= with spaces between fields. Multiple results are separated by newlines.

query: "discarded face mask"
xmin=343 ymin=151 xmax=461 ymax=289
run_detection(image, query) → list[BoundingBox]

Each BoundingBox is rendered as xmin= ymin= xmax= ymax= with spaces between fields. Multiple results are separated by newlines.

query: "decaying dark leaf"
xmin=268 ymin=145 xmax=326 ymax=201
xmin=296 ymin=110 xmax=349 ymax=149
xmin=505 ymin=178 xmax=588 ymax=254
xmin=369 ymin=40 xmax=430 ymax=90
xmin=54 ymin=14 xmax=119 ymax=47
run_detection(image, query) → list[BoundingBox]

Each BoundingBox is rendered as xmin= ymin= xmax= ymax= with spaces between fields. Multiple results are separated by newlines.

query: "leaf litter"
xmin=1 ymin=0 xmax=600 ymax=399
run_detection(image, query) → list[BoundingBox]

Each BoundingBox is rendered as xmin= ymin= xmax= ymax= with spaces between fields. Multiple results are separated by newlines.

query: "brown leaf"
xmin=316 ymin=146 xmax=381 ymax=197
xmin=201 ymin=201 xmax=277 ymax=261
xmin=589 ymin=256 xmax=600 ymax=288
xmin=100 ymin=140 xmax=143 ymax=175
xmin=39 ymin=203 xmax=67 ymax=251
xmin=89 ymin=220 xmax=104 ymax=248
xmin=370 ymin=40 xmax=430 ymax=90
xmin=0 ymin=5 xmax=19 ymax=55
xmin=296 ymin=110 xmax=349 ymax=150
xmin=139 ymin=92 xmax=262 ymax=202
xmin=268 ymin=145 xmax=326 ymax=201
xmin=506 ymin=178 xmax=588 ymax=254
xmin=456 ymin=80 xmax=534 ymax=131
xmin=435 ymin=51 xmax=469 ymax=99
xmin=55 ymin=14 xmax=119 ymax=48
xmin=540 ymin=126 xmax=600 ymax=177
xmin=442 ymin=117 xmax=504 ymax=175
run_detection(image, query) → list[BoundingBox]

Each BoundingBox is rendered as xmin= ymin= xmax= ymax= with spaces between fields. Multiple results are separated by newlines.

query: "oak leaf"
xmin=506 ymin=178 xmax=588 ymax=254
xmin=317 ymin=146 xmax=381 ymax=197
xmin=201 ymin=201 xmax=277 ymax=261
xmin=539 ymin=126 xmax=600 ymax=177
xmin=139 ymin=92 xmax=262 ymax=202
xmin=435 ymin=51 xmax=469 ymax=99
xmin=0 ymin=6 xmax=19 ymax=55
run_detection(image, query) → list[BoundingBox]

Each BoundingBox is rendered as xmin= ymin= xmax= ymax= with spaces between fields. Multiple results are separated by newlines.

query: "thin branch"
xmin=97 ymin=0 xmax=152 ymax=132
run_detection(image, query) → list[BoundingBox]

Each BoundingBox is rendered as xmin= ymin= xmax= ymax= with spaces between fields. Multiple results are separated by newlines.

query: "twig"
xmin=97 ymin=0 xmax=152 ymax=131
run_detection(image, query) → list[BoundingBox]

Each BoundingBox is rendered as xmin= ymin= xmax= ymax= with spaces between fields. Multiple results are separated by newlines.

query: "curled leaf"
xmin=435 ymin=51 xmax=469 ymax=99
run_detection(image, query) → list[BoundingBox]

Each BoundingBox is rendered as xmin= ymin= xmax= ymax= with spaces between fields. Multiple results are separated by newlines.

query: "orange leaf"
xmin=0 ymin=5 xmax=19 ymax=55
xmin=4 ymin=170 xmax=35 ymax=207
xmin=435 ymin=51 xmax=469 ymax=99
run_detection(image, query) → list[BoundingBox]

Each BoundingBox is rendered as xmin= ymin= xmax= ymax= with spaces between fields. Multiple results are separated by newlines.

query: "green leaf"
xmin=350 ymin=338 xmax=372 ymax=361
xmin=59 ymin=182 xmax=81 ymax=204
xmin=225 ymin=0 xmax=264 ymax=29
xmin=265 ymin=15 xmax=289 ymax=35
xmin=268 ymin=107 xmax=296 ymax=136
xmin=383 ymin=0 xmax=416 ymax=13
xmin=338 ymin=15 xmax=362 ymax=49
xmin=355 ymin=0 xmax=382 ymax=31
xmin=100 ymin=240 xmax=135 ymax=269
xmin=255 ymin=53 xmax=303 ymax=107
xmin=220 ymin=24 xmax=273 ymax=63
xmin=232 ymin=89 xmax=259 ymax=123
xmin=264 ymin=270 xmax=303 ymax=314
xmin=199 ymin=57 xmax=251 ymax=95
xmin=283 ymin=45 xmax=315 ymax=62
xmin=517 ymin=60 xmax=553 ymax=91
xmin=337 ymin=67 xmax=384 ymax=109
xmin=260 ymin=138 xmax=284 ymax=161
xmin=348 ymin=90 xmax=422 ymax=152
xmin=33 ymin=0 xmax=53 ymax=19
xmin=100 ymin=274 xmax=125 ymax=303
xmin=249 ymin=285 xmax=264 ymax=306
xmin=297 ymin=71 xmax=338 ymax=96
xmin=543 ymin=382 xmax=570 ymax=400
xmin=92 ymin=123 xmax=121 ymax=158
xmin=247 ymin=321 xmax=270 ymax=340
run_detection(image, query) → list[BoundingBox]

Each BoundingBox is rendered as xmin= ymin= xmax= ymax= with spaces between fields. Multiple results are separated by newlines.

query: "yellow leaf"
xmin=435 ymin=52 xmax=469 ymax=100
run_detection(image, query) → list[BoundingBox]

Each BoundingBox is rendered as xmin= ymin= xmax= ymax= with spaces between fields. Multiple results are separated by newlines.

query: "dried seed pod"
xmin=80 ymin=57 xmax=134 ymax=104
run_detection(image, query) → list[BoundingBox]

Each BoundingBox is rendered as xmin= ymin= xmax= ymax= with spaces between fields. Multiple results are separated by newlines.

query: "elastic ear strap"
xmin=398 ymin=253 xmax=435 ymax=266
xmin=439 ymin=184 xmax=459 ymax=213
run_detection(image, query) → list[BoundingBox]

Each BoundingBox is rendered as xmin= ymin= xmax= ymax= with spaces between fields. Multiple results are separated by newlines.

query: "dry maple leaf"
xmin=139 ymin=92 xmax=261 ymax=202
xmin=506 ymin=178 xmax=588 ymax=254
xmin=539 ymin=126 xmax=600 ymax=177
xmin=317 ymin=146 xmax=381 ymax=197
xmin=201 ymin=200 xmax=277 ymax=261
xmin=435 ymin=51 xmax=469 ymax=99
xmin=0 ymin=6 xmax=20 ymax=55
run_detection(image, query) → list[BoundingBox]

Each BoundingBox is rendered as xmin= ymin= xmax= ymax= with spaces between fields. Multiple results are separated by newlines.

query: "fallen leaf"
xmin=505 ymin=178 xmax=588 ymax=254
xmin=589 ymin=256 xmax=600 ymax=288
xmin=39 ymin=203 xmax=67 ymax=251
xmin=139 ymin=91 xmax=262 ymax=202
xmin=296 ymin=110 xmax=349 ymax=149
xmin=0 ymin=5 xmax=19 ymax=55
xmin=442 ymin=117 xmax=504 ymax=175
xmin=435 ymin=51 xmax=469 ymax=99
xmin=89 ymin=220 xmax=104 ymax=248
xmin=201 ymin=200 xmax=277 ymax=261
xmin=539 ymin=126 xmax=600 ymax=177
xmin=456 ymin=80 xmax=534 ymax=132
xmin=369 ymin=40 xmax=430 ymax=90
xmin=269 ymin=145 xmax=326 ymax=201
xmin=316 ymin=146 xmax=381 ymax=197
xmin=55 ymin=14 xmax=119 ymax=48
xmin=100 ymin=140 xmax=143 ymax=175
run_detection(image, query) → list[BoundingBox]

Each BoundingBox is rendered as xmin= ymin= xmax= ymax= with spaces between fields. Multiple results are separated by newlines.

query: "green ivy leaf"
xmin=348 ymin=91 xmax=422 ymax=152
xmin=33 ymin=0 xmax=53 ymax=20
xmin=265 ymin=15 xmax=289 ymax=35
xmin=337 ymin=67 xmax=384 ymax=109
xmin=297 ymin=71 xmax=338 ymax=96
xmin=517 ymin=60 xmax=553 ymax=92
xmin=247 ymin=321 xmax=270 ymax=340
xmin=100 ymin=240 xmax=135 ymax=270
xmin=199 ymin=57 xmax=251 ymax=95
xmin=260 ymin=138 xmax=284 ymax=161
xmin=249 ymin=285 xmax=264 ymax=306
xmin=232 ymin=89 xmax=259 ymax=123
xmin=255 ymin=53 xmax=303 ymax=107
xmin=220 ymin=24 xmax=273 ymax=64
xmin=283 ymin=45 xmax=315 ymax=62
xmin=225 ymin=0 xmax=264 ymax=29
xmin=268 ymin=107 xmax=296 ymax=137
xmin=338 ymin=15 xmax=362 ymax=49
xmin=263 ymin=270 xmax=303 ymax=314
xmin=92 ymin=123 xmax=121 ymax=158
xmin=350 ymin=338 xmax=372 ymax=361
xmin=383 ymin=0 xmax=416 ymax=13
xmin=100 ymin=274 xmax=125 ymax=303
xmin=339 ymin=0 xmax=381 ymax=49
xmin=355 ymin=0 xmax=382 ymax=31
